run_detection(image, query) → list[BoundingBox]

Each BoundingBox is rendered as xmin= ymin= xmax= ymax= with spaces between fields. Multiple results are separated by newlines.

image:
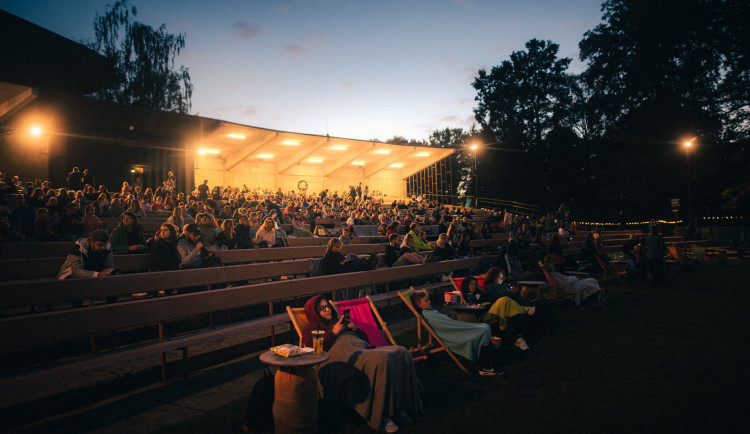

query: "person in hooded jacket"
xmin=302 ymin=295 xmax=423 ymax=433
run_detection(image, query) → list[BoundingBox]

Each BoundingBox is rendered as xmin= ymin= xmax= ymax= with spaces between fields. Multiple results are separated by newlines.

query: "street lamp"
xmin=469 ymin=144 xmax=479 ymax=208
xmin=684 ymin=140 xmax=693 ymax=235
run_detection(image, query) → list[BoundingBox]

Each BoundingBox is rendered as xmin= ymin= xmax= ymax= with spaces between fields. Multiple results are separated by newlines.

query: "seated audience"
xmin=57 ymin=229 xmax=116 ymax=279
xmin=291 ymin=212 xmax=314 ymax=237
xmin=460 ymin=275 xmax=536 ymax=351
xmin=166 ymin=206 xmax=187 ymax=231
xmin=302 ymin=295 xmax=423 ymax=433
xmin=431 ymin=233 xmax=456 ymax=261
xmin=216 ymin=219 xmax=238 ymax=250
xmin=338 ymin=225 xmax=354 ymax=245
xmin=234 ymin=215 xmax=255 ymax=249
xmin=385 ymin=233 xmax=425 ymax=267
xmin=128 ymin=199 xmax=147 ymax=219
xmin=482 ymin=267 xmax=513 ymax=303
xmin=407 ymin=223 xmax=432 ymax=253
xmin=410 ymin=289 xmax=502 ymax=376
xmin=254 ymin=217 xmax=283 ymax=248
xmin=542 ymin=255 xmax=604 ymax=306
xmin=149 ymin=223 xmax=181 ymax=271
xmin=109 ymin=211 xmax=147 ymax=254
xmin=94 ymin=193 xmax=110 ymax=216
xmin=81 ymin=204 xmax=104 ymax=235
xmin=32 ymin=207 xmax=56 ymax=241
xmin=56 ymin=202 xmax=85 ymax=241
xmin=108 ymin=198 xmax=125 ymax=218
xmin=321 ymin=238 xmax=377 ymax=275
xmin=196 ymin=213 xmax=218 ymax=248
xmin=177 ymin=223 xmax=222 ymax=268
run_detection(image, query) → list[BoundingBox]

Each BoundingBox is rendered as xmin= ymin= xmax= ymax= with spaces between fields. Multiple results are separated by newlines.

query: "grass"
xmin=157 ymin=260 xmax=750 ymax=434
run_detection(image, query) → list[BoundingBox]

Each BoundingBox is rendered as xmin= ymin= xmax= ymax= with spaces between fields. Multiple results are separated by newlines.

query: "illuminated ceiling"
xmin=198 ymin=121 xmax=454 ymax=179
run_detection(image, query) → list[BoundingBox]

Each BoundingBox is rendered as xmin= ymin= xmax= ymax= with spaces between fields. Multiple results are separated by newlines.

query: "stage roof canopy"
xmin=197 ymin=121 xmax=454 ymax=179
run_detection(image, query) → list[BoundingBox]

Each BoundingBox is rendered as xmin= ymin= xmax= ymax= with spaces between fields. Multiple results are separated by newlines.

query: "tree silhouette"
xmin=87 ymin=0 xmax=192 ymax=113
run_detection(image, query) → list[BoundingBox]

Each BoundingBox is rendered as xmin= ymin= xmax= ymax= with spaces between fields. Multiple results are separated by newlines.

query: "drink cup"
xmin=311 ymin=330 xmax=324 ymax=354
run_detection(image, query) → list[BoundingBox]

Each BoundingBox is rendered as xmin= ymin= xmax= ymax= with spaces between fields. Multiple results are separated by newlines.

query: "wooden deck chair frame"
xmin=667 ymin=245 xmax=697 ymax=268
xmin=448 ymin=277 xmax=467 ymax=304
xmin=539 ymin=265 xmax=579 ymax=305
xmin=286 ymin=305 xmax=309 ymax=347
xmin=287 ymin=297 xmax=397 ymax=348
xmin=594 ymin=255 xmax=627 ymax=285
xmin=398 ymin=288 xmax=469 ymax=374
xmin=332 ymin=296 xmax=397 ymax=347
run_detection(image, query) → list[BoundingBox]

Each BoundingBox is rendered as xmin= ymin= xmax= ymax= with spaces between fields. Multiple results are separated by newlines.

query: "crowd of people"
xmin=2 ymin=168 xmax=676 ymax=433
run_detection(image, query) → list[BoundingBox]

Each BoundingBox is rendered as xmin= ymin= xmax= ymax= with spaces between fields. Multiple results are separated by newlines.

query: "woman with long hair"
xmin=321 ymin=238 xmax=377 ymax=274
xmin=216 ymin=219 xmax=238 ymax=250
xmin=109 ymin=211 xmax=147 ymax=254
xmin=166 ymin=206 xmax=185 ymax=231
xmin=302 ymin=295 xmax=423 ymax=432
xmin=149 ymin=223 xmax=181 ymax=271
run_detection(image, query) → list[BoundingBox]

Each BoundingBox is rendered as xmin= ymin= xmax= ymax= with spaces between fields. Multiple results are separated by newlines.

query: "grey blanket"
xmin=317 ymin=333 xmax=424 ymax=430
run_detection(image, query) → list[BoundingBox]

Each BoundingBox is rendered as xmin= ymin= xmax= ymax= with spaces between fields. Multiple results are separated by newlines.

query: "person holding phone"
xmin=301 ymin=295 xmax=423 ymax=433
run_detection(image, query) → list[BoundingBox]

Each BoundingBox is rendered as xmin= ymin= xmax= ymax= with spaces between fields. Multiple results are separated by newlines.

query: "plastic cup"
xmin=311 ymin=330 xmax=324 ymax=354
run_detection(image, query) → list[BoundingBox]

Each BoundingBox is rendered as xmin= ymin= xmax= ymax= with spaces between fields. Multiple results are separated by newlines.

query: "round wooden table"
xmin=517 ymin=280 xmax=547 ymax=300
xmin=611 ymin=260 xmax=629 ymax=273
xmin=259 ymin=350 xmax=330 ymax=434
xmin=452 ymin=304 xmax=486 ymax=322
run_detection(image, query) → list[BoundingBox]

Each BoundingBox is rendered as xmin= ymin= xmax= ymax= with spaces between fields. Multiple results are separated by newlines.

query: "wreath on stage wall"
xmin=297 ymin=180 xmax=308 ymax=191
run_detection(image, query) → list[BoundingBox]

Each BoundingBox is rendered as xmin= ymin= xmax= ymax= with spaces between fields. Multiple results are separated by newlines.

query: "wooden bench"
xmin=0 ymin=243 xmax=389 ymax=281
xmin=0 ymin=257 xmax=480 ymax=390
xmin=0 ymin=259 xmax=313 ymax=311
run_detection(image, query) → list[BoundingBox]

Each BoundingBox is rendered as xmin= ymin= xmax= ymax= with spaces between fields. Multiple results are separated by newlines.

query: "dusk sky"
xmin=1 ymin=0 xmax=604 ymax=142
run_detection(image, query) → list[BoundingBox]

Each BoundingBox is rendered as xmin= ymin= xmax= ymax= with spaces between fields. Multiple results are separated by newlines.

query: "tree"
xmin=578 ymin=0 xmax=749 ymax=217
xmin=381 ymin=136 xmax=428 ymax=147
xmin=88 ymin=0 xmax=193 ymax=113
xmin=472 ymin=39 xmax=575 ymax=151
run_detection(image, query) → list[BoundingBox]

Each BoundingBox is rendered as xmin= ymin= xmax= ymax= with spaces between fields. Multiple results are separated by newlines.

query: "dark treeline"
xmin=410 ymin=0 xmax=749 ymax=221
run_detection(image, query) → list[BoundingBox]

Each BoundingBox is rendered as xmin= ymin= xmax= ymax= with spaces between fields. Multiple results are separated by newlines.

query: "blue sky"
xmin=1 ymin=0 xmax=603 ymax=141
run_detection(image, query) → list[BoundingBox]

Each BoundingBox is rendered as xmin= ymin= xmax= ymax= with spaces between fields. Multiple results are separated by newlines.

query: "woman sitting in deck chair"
xmin=461 ymin=275 xmax=539 ymax=351
xmin=302 ymin=295 xmax=423 ymax=433
xmin=410 ymin=290 xmax=504 ymax=376
xmin=541 ymin=255 xmax=605 ymax=306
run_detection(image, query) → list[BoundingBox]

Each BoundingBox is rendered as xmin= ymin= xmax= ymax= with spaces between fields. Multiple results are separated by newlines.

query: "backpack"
xmin=241 ymin=367 xmax=275 ymax=432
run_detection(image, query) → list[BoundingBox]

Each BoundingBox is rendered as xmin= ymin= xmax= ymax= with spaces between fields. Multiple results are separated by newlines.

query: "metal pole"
xmin=687 ymin=149 xmax=692 ymax=229
xmin=474 ymin=153 xmax=478 ymax=208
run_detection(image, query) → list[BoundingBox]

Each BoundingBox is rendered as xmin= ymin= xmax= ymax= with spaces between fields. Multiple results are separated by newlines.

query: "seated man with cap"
xmin=58 ymin=229 xmax=116 ymax=279
xmin=177 ymin=223 xmax=221 ymax=268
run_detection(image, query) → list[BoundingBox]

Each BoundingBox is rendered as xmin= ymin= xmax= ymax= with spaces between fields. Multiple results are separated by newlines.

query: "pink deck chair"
xmin=332 ymin=296 xmax=396 ymax=348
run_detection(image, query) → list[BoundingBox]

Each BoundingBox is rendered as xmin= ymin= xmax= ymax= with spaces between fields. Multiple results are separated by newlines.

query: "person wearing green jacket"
xmin=109 ymin=211 xmax=147 ymax=254
xmin=406 ymin=223 xmax=433 ymax=252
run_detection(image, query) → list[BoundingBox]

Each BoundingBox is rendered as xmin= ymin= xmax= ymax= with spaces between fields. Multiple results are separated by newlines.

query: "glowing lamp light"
xmin=30 ymin=126 xmax=42 ymax=136
xmin=470 ymin=144 xmax=478 ymax=150
xmin=307 ymin=158 xmax=323 ymax=163
xmin=258 ymin=154 xmax=274 ymax=159
xmin=375 ymin=149 xmax=391 ymax=154
xmin=389 ymin=163 xmax=404 ymax=168
xmin=351 ymin=161 xmax=366 ymax=166
xmin=281 ymin=140 xmax=300 ymax=145
xmin=330 ymin=145 xmax=347 ymax=151
xmin=684 ymin=141 xmax=692 ymax=148
xmin=415 ymin=152 xmax=430 ymax=157
xmin=227 ymin=133 xmax=246 ymax=139
xmin=198 ymin=149 xmax=220 ymax=155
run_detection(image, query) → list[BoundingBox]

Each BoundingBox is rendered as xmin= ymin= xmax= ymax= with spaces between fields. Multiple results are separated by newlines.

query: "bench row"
xmin=0 ymin=257 xmax=480 ymax=391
